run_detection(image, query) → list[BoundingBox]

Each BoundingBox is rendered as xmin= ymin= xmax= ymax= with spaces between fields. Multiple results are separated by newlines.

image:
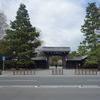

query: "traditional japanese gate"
xmin=42 ymin=47 xmax=70 ymax=69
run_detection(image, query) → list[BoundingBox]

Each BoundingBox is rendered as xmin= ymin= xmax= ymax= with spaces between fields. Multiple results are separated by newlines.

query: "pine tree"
xmin=3 ymin=3 xmax=41 ymax=68
xmin=67 ymin=51 xmax=79 ymax=57
xmin=80 ymin=2 xmax=100 ymax=70
xmin=77 ymin=41 xmax=88 ymax=57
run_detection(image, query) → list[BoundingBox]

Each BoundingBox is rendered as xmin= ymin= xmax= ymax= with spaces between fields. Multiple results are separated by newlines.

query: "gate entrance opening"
xmin=42 ymin=47 xmax=70 ymax=69
xmin=50 ymin=56 xmax=61 ymax=68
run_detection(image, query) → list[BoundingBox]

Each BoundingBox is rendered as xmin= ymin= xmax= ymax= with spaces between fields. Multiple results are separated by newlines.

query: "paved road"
xmin=0 ymin=76 xmax=100 ymax=86
xmin=0 ymin=87 xmax=100 ymax=100
xmin=0 ymin=70 xmax=100 ymax=100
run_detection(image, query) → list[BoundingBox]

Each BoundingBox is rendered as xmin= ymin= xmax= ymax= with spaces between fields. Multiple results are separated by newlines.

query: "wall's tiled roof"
xmin=67 ymin=57 xmax=81 ymax=61
xmin=67 ymin=55 xmax=87 ymax=61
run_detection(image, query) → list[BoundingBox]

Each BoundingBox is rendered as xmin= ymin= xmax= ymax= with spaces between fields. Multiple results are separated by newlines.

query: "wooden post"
xmin=52 ymin=69 xmax=53 ymax=75
xmin=79 ymin=69 xmax=80 ymax=75
xmin=59 ymin=69 xmax=60 ymax=74
xmin=56 ymin=69 xmax=57 ymax=75
xmin=89 ymin=69 xmax=90 ymax=75
xmin=30 ymin=70 xmax=31 ymax=75
xmin=62 ymin=69 xmax=63 ymax=75
xmin=85 ymin=69 xmax=87 ymax=75
xmin=17 ymin=70 xmax=18 ymax=75
xmin=82 ymin=69 xmax=83 ymax=74
xmin=96 ymin=70 xmax=97 ymax=75
xmin=13 ymin=70 xmax=15 ymax=75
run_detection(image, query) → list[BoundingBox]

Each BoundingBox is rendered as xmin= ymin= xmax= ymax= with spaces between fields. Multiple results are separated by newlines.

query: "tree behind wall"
xmin=50 ymin=56 xmax=58 ymax=66
xmin=80 ymin=2 xmax=100 ymax=70
xmin=2 ymin=3 xmax=41 ymax=68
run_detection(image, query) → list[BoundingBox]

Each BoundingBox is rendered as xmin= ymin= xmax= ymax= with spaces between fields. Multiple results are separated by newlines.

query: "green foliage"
xmin=68 ymin=51 xmax=79 ymax=57
xmin=78 ymin=2 xmax=100 ymax=67
xmin=85 ymin=61 xmax=98 ymax=65
xmin=50 ymin=56 xmax=59 ymax=66
xmin=24 ymin=60 xmax=35 ymax=65
xmin=5 ymin=60 xmax=15 ymax=65
xmin=2 ymin=3 xmax=41 ymax=66
xmin=17 ymin=60 xmax=34 ymax=65
xmin=77 ymin=42 xmax=88 ymax=57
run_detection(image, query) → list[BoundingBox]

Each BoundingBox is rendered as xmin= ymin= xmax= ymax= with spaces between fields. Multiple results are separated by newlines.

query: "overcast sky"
xmin=0 ymin=0 xmax=100 ymax=51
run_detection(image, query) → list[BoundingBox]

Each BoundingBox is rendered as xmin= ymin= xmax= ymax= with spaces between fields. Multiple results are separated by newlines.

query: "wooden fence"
xmin=13 ymin=70 xmax=35 ymax=75
xmin=52 ymin=69 xmax=63 ymax=75
xmin=75 ymin=69 xmax=97 ymax=75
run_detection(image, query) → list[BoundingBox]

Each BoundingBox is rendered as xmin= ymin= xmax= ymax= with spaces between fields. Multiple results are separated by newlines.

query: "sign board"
xmin=2 ymin=56 xmax=6 ymax=60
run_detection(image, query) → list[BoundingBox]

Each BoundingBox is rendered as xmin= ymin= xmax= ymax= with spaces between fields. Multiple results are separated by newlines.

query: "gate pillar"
xmin=62 ymin=55 xmax=66 ymax=69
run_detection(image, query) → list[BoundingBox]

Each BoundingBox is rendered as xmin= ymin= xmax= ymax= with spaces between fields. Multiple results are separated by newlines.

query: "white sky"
xmin=0 ymin=0 xmax=100 ymax=51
